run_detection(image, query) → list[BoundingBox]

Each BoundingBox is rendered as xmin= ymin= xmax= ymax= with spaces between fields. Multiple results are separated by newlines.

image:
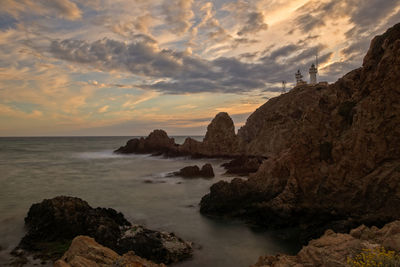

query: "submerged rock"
xmin=15 ymin=196 xmax=192 ymax=264
xmin=173 ymin=164 xmax=215 ymax=178
xmin=54 ymin=235 xmax=165 ymax=267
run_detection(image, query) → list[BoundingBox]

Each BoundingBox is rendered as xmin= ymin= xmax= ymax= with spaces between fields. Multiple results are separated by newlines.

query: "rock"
xmin=118 ymin=225 xmax=192 ymax=264
xmin=221 ymin=156 xmax=266 ymax=176
xmin=15 ymin=196 xmax=192 ymax=264
xmin=200 ymin=23 xmax=400 ymax=242
xmin=200 ymin=163 xmax=215 ymax=178
xmin=173 ymin=164 xmax=214 ymax=178
xmin=115 ymin=130 xmax=177 ymax=155
xmin=54 ymin=235 xmax=165 ymax=267
xmin=201 ymin=112 xmax=240 ymax=156
xmin=115 ymin=112 xmax=240 ymax=158
xmin=252 ymin=220 xmax=400 ymax=267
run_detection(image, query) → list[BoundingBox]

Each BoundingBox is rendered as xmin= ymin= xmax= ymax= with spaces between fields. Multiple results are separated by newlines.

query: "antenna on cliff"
xmin=282 ymin=81 xmax=286 ymax=93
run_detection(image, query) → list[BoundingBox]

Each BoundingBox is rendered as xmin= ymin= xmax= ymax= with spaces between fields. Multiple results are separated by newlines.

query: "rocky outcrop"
xmin=173 ymin=164 xmax=215 ymax=178
xmin=221 ymin=156 xmax=266 ymax=176
xmin=252 ymin=220 xmax=400 ymax=267
xmin=115 ymin=113 xmax=240 ymax=158
xmin=15 ymin=196 xmax=192 ymax=264
xmin=201 ymin=23 xmax=400 ymax=241
xmin=115 ymin=129 xmax=178 ymax=156
xmin=54 ymin=236 xmax=164 ymax=267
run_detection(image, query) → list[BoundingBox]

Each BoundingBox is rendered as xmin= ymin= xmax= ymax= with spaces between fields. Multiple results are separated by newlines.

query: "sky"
xmin=0 ymin=0 xmax=399 ymax=136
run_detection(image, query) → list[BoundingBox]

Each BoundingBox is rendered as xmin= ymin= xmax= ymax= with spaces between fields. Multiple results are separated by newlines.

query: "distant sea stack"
xmin=115 ymin=112 xmax=241 ymax=158
xmin=200 ymin=22 xmax=400 ymax=242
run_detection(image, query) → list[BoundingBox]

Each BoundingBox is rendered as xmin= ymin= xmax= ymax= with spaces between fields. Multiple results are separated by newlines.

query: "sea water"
xmin=0 ymin=137 xmax=299 ymax=266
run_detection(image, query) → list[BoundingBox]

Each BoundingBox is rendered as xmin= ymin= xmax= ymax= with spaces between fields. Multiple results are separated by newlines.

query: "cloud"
xmin=237 ymin=11 xmax=268 ymax=36
xmin=162 ymin=0 xmax=194 ymax=35
xmin=1 ymin=0 xmax=82 ymax=20
xmin=98 ymin=105 xmax=109 ymax=113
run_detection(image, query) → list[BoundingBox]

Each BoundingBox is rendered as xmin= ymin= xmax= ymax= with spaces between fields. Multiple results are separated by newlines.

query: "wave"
xmin=74 ymin=150 xmax=140 ymax=159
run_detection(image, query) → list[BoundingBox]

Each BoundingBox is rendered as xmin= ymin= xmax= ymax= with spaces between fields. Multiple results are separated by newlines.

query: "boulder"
xmin=200 ymin=163 xmax=215 ymax=178
xmin=54 ymin=235 xmax=165 ymax=267
xmin=221 ymin=156 xmax=266 ymax=176
xmin=15 ymin=196 xmax=192 ymax=264
xmin=115 ymin=130 xmax=177 ymax=155
xmin=173 ymin=164 xmax=215 ymax=178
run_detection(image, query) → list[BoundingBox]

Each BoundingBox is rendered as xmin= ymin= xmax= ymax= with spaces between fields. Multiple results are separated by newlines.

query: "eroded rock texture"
xmin=252 ymin=220 xmax=400 ymax=267
xmin=201 ymin=23 xmax=400 ymax=241
xmin=15 ymin=196 xmax=192 ymax=264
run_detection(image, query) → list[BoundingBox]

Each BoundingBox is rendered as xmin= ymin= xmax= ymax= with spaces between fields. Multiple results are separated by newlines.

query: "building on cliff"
xmin=309 ymin=63 xmax=318 ymax=85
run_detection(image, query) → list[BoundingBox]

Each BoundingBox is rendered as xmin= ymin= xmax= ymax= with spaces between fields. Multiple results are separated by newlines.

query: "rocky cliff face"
xmin=252 ymin=220 xmax=400 ymax=267
xmin=201 ymin=23 xmax=400 ymax=241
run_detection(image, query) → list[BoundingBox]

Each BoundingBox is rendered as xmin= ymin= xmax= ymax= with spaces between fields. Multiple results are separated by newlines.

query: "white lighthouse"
xmin=309 ymin=63 xmax=318 ymax=85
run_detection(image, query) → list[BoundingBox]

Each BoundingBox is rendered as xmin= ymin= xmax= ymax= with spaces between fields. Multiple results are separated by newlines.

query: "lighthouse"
xmin=309 ymin=63 xmax=318 ymax=85
xmin=295 ymin=69 xmax=304 ymax=85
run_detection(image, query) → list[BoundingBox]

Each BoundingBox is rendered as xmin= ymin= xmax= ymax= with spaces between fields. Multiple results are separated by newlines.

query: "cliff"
xmin=201 ymin=23 xmax=400 ymax=241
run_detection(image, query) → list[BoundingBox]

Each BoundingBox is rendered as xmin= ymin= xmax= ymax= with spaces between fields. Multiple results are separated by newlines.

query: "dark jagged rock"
xmin=14 ymin=196 xmax=192 ymax=264
xmin=221 ymin=156 xmax=266 ymax=176
xmin=173 ymin=164 xmax=214 ymax=178
xmin=115 ymin=113 xmax=240 ymax=158
xmin=115 ymin=129 xmax=177 ymax=155
xmin=200 ymin=23 xmax=400 ymax=243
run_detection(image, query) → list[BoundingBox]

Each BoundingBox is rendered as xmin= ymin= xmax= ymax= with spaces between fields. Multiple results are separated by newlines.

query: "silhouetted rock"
xmin=115 ymin=129 xmax=177 ymax=155
xmin=15 ymin=196 xmax=192 ymax=264
xmin=201 ymin=23 xmax=400 ymax=242
xmin=115 ymin=112 xmax=240 ymax=158
xmin=221 ymin=156 xmax=266 ymax=176
xmin=173 ymin=164 xmax=214 ymax=178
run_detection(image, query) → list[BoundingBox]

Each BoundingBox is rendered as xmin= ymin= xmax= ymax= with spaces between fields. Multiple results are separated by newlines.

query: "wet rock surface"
xmin=14 ymin=196 xmax=192 ymax=265
xmin=173 ymin=163 xmax=215 ymax=178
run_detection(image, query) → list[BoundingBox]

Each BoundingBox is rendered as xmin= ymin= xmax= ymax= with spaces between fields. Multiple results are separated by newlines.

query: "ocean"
xmin=0 ymin=137 xmax=298 ymax=266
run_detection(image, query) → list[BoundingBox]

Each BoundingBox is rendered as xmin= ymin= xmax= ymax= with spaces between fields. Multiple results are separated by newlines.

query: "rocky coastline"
xmin=12 ymin=196 xmax=192 ymax=266
xmin=113 ymin=23 xmax=400 ymax=265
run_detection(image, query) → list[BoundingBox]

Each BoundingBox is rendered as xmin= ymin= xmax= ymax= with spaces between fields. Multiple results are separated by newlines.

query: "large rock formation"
xmin=201 ymin=23 xmax=400 ymax=241
xmin=115 ymin=112 xmax=240 ymax=158
xmin=15 ymin=196 xmax=192 ymax=264
xmin=115 ymin=129 xmax=178 ymax=156
xmin=252 ymin=220 xmax=400 ymax=267
xmin=54 ymin=236 xmax=165 ymax=267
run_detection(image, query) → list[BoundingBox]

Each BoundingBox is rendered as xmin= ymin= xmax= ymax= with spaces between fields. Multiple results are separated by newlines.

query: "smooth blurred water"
xmin=0 ymin=137 xmax=299 ymax=266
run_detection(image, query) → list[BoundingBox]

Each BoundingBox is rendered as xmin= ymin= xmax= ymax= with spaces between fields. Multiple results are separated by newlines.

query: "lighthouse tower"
xmin=309 ymin=63 xmax=318 ymax=85
xmin=295 ymin=69 xmax=304 ymax=85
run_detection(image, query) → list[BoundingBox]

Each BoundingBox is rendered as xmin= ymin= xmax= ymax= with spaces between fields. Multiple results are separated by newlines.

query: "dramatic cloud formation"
xmin=0 ymin=0 xmax=399 ymax=136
